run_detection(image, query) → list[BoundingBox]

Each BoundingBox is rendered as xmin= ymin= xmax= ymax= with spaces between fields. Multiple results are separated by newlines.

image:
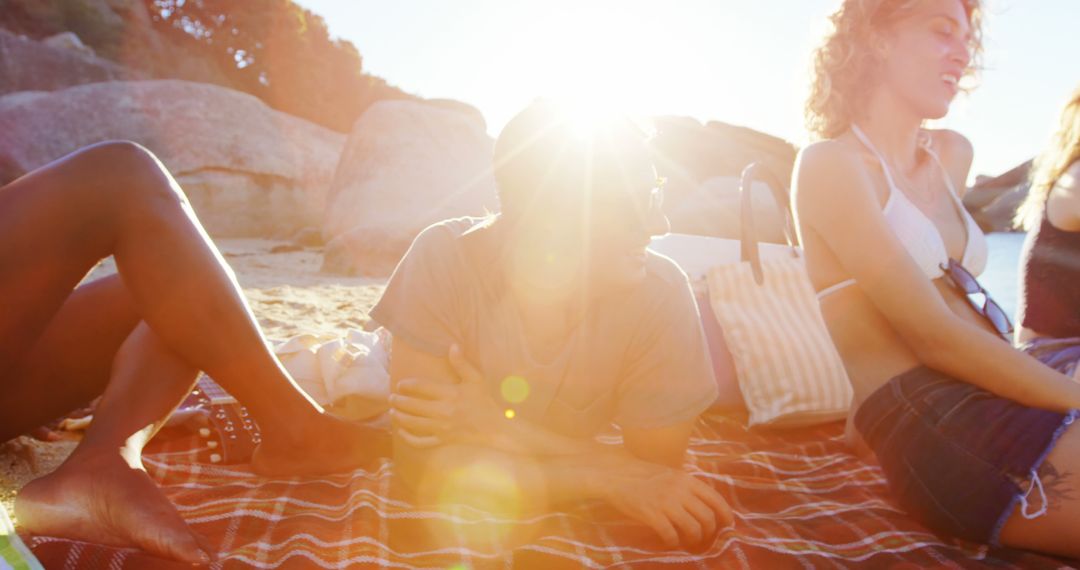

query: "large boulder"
xmin=424 ymin=98 xmax=488 ymax=132
xmin=702 ymin=121 xmax=799 ymax=182
xmin=963 ymin=160 xmax=1032 ymax=232
xmin=0 ymin=79 xmax=345 ymax=237
xmin=322 ymin=100 xmax=498 ymax=276
xmin=666 ymin=177 xmax=788 ymax=244
xmin=0 ymin=0 xmax=246 ymax=101
xmin=0 ymin=28 xmax=137 ymax=96
xmin=42 ymin=31 xmax=95 ymax=55
xmin=651 ymin=116 xmax=798 ymax=242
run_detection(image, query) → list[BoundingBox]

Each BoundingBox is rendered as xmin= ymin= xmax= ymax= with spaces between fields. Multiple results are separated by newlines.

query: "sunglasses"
xmin=940 ymin=258 xmax=1014 ymax=341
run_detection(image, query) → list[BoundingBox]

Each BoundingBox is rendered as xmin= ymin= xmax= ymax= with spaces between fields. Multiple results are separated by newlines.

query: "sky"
xmin=298 ymin=0 xmax=1077 ymax=181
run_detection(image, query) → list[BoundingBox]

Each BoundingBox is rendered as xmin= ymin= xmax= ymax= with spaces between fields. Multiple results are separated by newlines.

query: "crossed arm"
xmin=387 ymin=339 xmax=733 ymax=548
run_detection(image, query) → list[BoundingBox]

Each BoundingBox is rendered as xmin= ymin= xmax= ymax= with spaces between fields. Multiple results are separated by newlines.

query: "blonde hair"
xmin=1015 ymin=85 xmax=1080 ymax=230
xmin=805 ymin=0 xmax=984 ymax=141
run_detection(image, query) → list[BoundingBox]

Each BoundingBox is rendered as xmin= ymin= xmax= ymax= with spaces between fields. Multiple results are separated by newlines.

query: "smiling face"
xmin=806 ymin=0 xmax=982 ymax=140
xmin=877 ymin=0 xmax=974 ymax=120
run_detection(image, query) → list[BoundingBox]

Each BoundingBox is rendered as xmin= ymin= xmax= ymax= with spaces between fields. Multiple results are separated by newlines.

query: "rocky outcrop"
xmin=665 ymin=176 xmax=788 ymax=244
xmin=424 ymin=98 xmax=488 ymax=132
xmin=322 ymin=100 xmax=499 ymax=276
xmin=42 ymin=31 xmax=94 ymax=55
xmin=650 ymin=116 xmax=798 ymax=242
xmin=0 ymin=79 xmax=345 ymax=237
xmin=963 ymin=160 xmax=1032 ymax=232
xmin=0 ymin=28 xmax=137 ymax=96
xmin=0 ymin=0 xmax=247 ymax=97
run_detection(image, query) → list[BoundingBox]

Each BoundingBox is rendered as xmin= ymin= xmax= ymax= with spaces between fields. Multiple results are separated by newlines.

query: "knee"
xmin=112 ymin=321 xmax=154 ymax=369
xmin=79 ymin=141 xmax=189 ymax=212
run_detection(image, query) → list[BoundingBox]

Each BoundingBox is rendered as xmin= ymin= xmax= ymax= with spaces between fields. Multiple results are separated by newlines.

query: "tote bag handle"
xmin=738 ymin=162 xmax=801 ymax=285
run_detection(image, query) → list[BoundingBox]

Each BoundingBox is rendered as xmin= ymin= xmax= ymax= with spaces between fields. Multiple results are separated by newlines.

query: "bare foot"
xmin=251 ymin=414 xmax=390 ymax=477
xmin=14 ymin=452 xmax=213 ymax=564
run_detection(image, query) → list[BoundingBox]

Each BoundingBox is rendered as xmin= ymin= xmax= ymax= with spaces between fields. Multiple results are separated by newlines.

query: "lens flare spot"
xmin=504 ymin=409 xmax=516 ymax=419
xmin=439 ymin=461 xmax=521 ymax=508
xmin=500 ymin=375 xmax=531 ymax=404
xmin=434 ymin=460 xmax=523 ymax=544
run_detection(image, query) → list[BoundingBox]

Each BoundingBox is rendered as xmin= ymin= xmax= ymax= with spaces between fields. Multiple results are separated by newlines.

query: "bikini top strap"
xmin=851 ymin=124 xmax=900 ymax=192
xmin=921 ymin=143 xmax=961 ymax=199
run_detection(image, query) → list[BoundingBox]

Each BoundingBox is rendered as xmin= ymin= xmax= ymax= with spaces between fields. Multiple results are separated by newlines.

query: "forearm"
xmin=461 ymin=416 xmax=610 ymax=457
xmin=925 ymin=318 xmax=1080 ymax=412
xmin=394 ymin=429 xmax=732 ymax=549
xmin=395 ymin=437 xmax=635 ymax=507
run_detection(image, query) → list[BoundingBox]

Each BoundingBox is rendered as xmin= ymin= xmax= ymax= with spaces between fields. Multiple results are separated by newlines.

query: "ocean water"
xmin=981 ymin=232 xmax=1027 ymax=323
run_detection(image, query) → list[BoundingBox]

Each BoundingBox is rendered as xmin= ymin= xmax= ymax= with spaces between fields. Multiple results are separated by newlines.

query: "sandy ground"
xmin=0 ymin=239 xmax=388 ymax=525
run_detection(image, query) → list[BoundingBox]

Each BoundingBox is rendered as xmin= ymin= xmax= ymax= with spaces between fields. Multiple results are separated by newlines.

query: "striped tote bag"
xmin=706 ymin=163 xmax=851 ymax=427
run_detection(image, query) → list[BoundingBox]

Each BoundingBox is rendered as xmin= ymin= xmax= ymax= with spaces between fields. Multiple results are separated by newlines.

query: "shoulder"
xmin=615 ymin=251 xmax=695 ymax=313
xmin=409 ymin=216 xmax=489 ymax=254
xmin=643 ymin=251 xmax=693 ymax=292
xmin=927 ymin=129 xmax=974 ymax=195
xmin=1048 ymin=160 xmax=1080 ymax=227
xmin=1063 ymin=160 xmax=1080 ymax=186
xmin=796 ymin=138 xmax=861 ymax=168
xmin=631 ymin=251 xmax=697 ymax=316
xmin=398 ymin=216 xmax=494 ymax=275
xmin=928 ymin=129 xmax=973 ymax=162
xmin=415 ymin=216 xmax=489 ymax=241
xmin=793 ymin=139 xmax=876 ymax=216
xmin=1050 ymin=161 xmax=1080 ymax=199
xmin=794 ymin=139 xmax=868 ymax=194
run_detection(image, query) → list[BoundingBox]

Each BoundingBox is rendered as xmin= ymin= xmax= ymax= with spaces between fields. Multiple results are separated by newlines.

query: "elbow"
xmin=911 ymin=338 xmax=951 ymax=372
xmin=901 ymin=316 xmax=964 ymax=372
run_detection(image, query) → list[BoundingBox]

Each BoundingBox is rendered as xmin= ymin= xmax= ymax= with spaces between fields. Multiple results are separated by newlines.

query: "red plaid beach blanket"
xmin=23 ymin=413 xmax=1075 ymax=569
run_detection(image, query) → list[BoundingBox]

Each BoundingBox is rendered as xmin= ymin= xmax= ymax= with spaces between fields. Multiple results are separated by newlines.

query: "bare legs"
xmin=2 ymin=141 xmax=387 ymax=561
xmin=16 ymin=320 xmax=211 ymax=562
xmin=0 ymin=141 xmax=318 ymax=428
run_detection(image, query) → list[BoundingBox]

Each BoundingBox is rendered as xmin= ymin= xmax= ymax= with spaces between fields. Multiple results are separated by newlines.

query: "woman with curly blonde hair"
xmin=793 ymin=0 xmax=1080 ymax=556
xmin=1015 ymin=86 xmax=1080 ymax=357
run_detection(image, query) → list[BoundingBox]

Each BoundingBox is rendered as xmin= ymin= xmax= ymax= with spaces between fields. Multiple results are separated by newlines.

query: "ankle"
xmin=256 ymin=422 xmax=312 ymax=452
xmin=233 ymin=378 xmax=325 ymax=429
xmin=67 ymin=442 xmax=142 ymax=471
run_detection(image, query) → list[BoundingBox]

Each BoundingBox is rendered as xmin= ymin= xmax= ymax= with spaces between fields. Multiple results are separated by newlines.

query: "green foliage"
xmin=59 ymin=1 xmax=123 ymax=59
xmin=0 ymin=0 xmax=124 ymax=59
xmin=145 ymin=0 xmax=414 ymax=131
xmin=0 ymin=0 xmax=66 ymax=39
xmin=0 ymin=0 xmax=414 ymax=132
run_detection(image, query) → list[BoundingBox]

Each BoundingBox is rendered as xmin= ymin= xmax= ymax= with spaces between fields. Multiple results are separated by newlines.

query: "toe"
xmin=192 ymin=531 xmax=218 ymax=563
xmin=135 ymin=508 xmax=210 ymax=564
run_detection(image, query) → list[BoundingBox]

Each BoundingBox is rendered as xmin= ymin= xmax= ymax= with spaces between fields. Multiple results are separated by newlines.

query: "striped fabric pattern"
xmin=24 ymin=415 xmax=1071 ymax=569
xmin=708 ymin=258 xmax=853 ymax=427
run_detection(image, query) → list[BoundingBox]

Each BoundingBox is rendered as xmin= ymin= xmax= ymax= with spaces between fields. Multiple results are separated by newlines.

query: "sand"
xmin=0 ymin=239 xmax=388 ymax=525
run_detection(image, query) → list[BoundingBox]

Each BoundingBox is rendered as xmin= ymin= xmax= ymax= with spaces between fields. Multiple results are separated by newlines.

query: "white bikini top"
xmin=817 ymin=125 xmax=988 ymax=299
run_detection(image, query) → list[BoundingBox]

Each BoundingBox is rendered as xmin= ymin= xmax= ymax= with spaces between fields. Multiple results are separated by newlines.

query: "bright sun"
xmin=503 ymin=2 xmax=700 ymax=122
